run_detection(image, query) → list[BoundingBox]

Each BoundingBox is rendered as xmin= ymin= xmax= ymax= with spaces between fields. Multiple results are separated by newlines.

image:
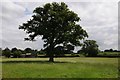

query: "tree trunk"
xmin=49 ymin=57 xmax=53 ymax=62
xmin=48 ymin=40 xmax=55 ymax=62
xmin=49 ymin=54 xmax=54 ymax=62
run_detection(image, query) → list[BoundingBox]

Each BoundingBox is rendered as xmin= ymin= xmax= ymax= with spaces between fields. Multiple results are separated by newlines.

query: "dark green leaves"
xmin=81 ymin=40 xmax=99 ymax=56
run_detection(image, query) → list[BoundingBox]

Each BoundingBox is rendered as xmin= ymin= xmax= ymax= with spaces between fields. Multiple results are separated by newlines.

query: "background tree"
xmin=3 ymin=48 xmax=11 ymax=58
xmin=38 ymin=49 xmax=46 ymax=55
xmin=66 ymin=44 xmax=74 ymax=54
xmin=81 ymin=40 xmax=99 ymax=57
xmin=104 ymin=49 xmax=114 ymax=52
xmin=54 ymin=46 xmax=65 ymax=56
xmin=11 ymin=47 xmax=18 ymax=53
xmin=109 ymin=49 xmax=113 ymax=52
xmin=77 ymin=49 xmax=84 ymax=55
xmin=24 ymin=48 xmax=32 ymax=53
xmin=54 ymin=45 xmax=74 ymax=56
xmin=13 ymin=50 xmax=22 ymax=58
xmin=19 ymin=2 xmax=88 ymax=62
xmin=11 ymin=48 xmax=22 ymax=58
xmin=32 ymin=49 xmax=38 ymax=57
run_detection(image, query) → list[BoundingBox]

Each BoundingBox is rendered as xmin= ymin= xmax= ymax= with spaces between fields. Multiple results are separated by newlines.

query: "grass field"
xmin=2 ymin=57 xmax=118 ymax=78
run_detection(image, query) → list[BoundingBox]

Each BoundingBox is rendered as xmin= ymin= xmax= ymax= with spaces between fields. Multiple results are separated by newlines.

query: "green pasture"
xmin=2 ymin=57 xmax=118 ymax=78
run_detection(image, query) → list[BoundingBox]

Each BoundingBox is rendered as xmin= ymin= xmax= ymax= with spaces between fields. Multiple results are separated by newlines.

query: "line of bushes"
xmin=0 ymin=47 xmax=120 ymax=58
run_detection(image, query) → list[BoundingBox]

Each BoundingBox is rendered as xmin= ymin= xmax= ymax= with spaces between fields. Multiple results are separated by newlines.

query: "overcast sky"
xmin=0 ymin=0 xmax=118 ymax=52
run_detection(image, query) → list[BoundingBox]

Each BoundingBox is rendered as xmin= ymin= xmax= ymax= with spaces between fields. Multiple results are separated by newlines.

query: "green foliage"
xmin=24 ymin=48 xmax=32 ymax=53
xmin=31 ymin=50 xmax=38 ymax=57
xmin=11 ymin=47 xmax=22 ymax=58
xmin=66 ymin=44 xmax=74 ymax=51
xmin=81 ymin=40 xmax=99 ymax=57
xmin=38 ymin=50 xmax=46 ymax=54
xmin=3 ymin=48 xmax=11 ymax=58
xmin=12 ymin=50 xmax=22 ymax=58
xmin=54 ymin=46 xmax=65 ymax=56
xmin=11 ymin=47 xmax=17 ymax=53
xmin=54 ymin=45 xmax=74 ymax=56
xmin=19 ymin=2 xmax=88 ymax=62
xmin=104 ymin=49 xmax=119 ymax=52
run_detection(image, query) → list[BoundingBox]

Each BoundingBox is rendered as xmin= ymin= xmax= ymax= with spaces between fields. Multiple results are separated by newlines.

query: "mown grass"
xmin=2 ymin=57 xmax=118 ymax=78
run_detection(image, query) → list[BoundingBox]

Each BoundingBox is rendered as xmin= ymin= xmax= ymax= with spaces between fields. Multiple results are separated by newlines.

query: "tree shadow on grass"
xmin=2 ymin=60 xmax=71 ymax=64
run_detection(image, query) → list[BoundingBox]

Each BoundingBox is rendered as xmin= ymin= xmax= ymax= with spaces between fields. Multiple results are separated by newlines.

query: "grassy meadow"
xmin=2 ymin=57 xmax=118 ymax=78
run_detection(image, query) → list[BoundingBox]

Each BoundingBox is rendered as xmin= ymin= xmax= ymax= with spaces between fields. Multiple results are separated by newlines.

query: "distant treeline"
xmin=0 ymin=47 xmax=119 ymax=58
xmin=0 ymin=47 xmax=39 ymax=58
xmin=104 ymin=49 xmax=120 ymax=52
xmin=0 ymin=47 xmax=75 ymax=58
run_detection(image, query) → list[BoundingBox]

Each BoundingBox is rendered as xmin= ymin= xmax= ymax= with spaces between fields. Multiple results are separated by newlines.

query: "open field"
xmin=2 ymin=57 xmax=118 ymax=78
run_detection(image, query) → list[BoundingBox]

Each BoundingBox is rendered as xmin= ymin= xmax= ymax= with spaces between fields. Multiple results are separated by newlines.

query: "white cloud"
xmin=2 ymin=2 xmax=25 ymax=21
xmin=67 ymin=2 xmax=118 ymax=51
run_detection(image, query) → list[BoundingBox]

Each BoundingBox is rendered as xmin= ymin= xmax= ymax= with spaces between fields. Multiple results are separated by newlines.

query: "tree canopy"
xmin=3 ymin=48 xmax=11 ymax=58
xmin=24 ymin=48 xmax=32 ymax=53
xmin=11 ymin=47 xmax=18 ymax=53
xmin=81 ymin=40 xmax=99 ymax=57
xmin=19 ymin=2 xmax=88 ymax=62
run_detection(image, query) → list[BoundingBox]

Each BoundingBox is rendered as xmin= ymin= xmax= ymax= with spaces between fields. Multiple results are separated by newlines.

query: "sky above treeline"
xmin=0 ymin=0 xmax=118 ymax=52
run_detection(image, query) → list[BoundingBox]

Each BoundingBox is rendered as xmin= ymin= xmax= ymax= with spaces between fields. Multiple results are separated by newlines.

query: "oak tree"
xmin=19 ymin=2 xmax=88 ymax=62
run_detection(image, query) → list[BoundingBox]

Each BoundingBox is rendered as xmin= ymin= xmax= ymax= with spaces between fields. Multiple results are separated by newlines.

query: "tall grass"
xmin=2 ymin=58 xmax=118 ymax=78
